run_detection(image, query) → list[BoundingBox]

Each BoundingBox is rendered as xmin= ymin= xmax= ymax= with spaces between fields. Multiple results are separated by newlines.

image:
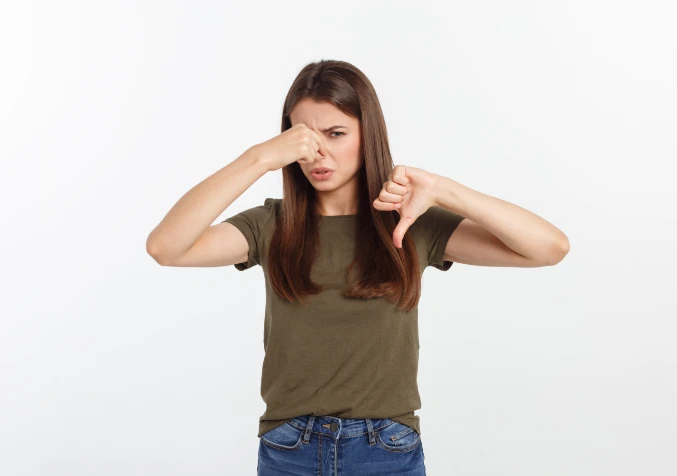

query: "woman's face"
xmin=289 ymin=98 xmax=362 ymax=193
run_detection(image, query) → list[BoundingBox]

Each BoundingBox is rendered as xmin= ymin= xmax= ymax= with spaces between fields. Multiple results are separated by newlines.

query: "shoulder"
xmin=262 ymin=197 xmax=283 ymax=221
xmin=250 ymin=196 xmax=281 ymax=215
xmin=222 ymin=197 xmax=280 ymax=230
xmin=263 ymin=197 xmax=282 ymax=211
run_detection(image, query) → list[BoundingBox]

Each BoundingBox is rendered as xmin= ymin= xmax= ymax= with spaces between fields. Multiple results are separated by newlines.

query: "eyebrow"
xmin=319 ymin=125 xmax=348 ymax=132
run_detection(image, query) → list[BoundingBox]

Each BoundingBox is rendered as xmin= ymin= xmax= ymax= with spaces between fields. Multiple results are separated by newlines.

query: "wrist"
xmin=431 ymin=174 xmax=465 ymax=214
xmin=429 ymin=173 xmax=445 ymax=208
xmin=244 ymin=144 xmax=270 ymax=174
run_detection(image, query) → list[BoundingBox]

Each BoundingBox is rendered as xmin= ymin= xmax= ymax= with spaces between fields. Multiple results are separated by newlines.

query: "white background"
xmin=2 ymin=1 xmax=676 ymax=475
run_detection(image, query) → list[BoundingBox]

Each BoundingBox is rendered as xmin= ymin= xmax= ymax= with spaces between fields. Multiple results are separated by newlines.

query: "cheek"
xmin=332 ymin=138 xmax=361 ymax=169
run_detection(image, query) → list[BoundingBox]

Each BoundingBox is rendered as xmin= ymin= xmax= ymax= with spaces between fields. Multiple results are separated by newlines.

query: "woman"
xmin=146 ymin=59 xmax=569 ymax=475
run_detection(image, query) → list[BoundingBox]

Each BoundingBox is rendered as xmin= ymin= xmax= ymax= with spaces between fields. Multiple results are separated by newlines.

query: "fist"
xmin=373 ymin=165 xmax=438 ymax=249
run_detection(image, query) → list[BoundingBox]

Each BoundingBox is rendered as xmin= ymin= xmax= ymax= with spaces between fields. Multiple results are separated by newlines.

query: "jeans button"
xmin=330 ymin=422 xmax=339 ymax=432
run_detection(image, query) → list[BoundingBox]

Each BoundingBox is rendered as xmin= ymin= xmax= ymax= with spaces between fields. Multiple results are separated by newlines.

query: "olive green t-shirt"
xmin=222 ymin=197 xmax=465 ymax=438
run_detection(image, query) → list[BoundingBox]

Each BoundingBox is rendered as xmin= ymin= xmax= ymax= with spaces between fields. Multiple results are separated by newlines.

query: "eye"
xmin=329 ymin=131 xmax=345 ymax=137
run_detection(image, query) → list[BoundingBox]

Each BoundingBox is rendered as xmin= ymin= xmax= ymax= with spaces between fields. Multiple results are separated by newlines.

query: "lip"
xmin=310 ymin=167 xmax=334 ymax=173
xmin=310 ymin=168 xmax=334 ymax=181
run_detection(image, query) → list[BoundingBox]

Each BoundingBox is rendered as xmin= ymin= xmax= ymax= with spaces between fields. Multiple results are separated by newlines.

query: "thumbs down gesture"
xmin=372 ymin=165 xmax=439 ymax=249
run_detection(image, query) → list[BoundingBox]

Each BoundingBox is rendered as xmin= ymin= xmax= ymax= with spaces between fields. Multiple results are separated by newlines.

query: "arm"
xmin=432 ymin=175 xmax=570 ymax=267
xmin=145 ymin=146 xmax=268 ymax=266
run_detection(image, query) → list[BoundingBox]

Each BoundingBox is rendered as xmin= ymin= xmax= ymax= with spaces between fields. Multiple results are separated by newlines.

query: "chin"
xmin=312 ymin=183 xmax=335 ymax=191
xmin=308 ymin=175 xmax=340 ymax=187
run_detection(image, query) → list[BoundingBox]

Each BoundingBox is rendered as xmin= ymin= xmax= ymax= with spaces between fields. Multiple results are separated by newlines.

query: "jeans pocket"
xmin=260 ymin=422 xmax=304 ymax=451
xmin=374 ymin=419 xmax=422 ymax=453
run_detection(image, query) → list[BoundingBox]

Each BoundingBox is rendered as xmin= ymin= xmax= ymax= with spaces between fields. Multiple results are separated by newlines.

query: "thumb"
xmin=392 ymin=165 xmax=410 ymax=186
xmin=393 ymin=216 xmax=415 ymax=249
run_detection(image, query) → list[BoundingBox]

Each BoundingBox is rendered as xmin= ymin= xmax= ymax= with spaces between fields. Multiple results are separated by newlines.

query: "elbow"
xmin=146 ymin=234 xmax=173 ymax=266
xmin=545 ymin=235 xmax=570 ymax=266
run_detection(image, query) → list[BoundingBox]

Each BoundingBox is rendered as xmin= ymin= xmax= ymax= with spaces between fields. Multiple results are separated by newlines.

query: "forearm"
xmin=146 ymin=146 xmax=268 ymax=261
xmin=431 ymin=174 xmax=570 ymax=263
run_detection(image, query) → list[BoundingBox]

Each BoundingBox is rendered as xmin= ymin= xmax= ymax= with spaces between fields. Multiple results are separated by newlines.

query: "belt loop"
xmin=365 ymin=418 xmax=376 ymax=446
xmin=302 ymin=415 xmax=315 ymax=444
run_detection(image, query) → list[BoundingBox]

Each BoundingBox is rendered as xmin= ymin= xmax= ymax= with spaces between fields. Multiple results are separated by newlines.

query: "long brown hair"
xmin=267 ymin=59 xmax=422 ymax=311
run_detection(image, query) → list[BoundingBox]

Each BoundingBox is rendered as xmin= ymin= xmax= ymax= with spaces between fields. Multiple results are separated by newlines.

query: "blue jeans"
xmin=257 ymin=414 xmax=426 ymax=475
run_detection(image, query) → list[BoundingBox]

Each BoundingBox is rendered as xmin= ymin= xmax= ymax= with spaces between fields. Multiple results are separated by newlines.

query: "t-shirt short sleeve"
xmin=418 ymin=205 xmax=466 ymax=271
xmin=220 ymin=197 xmax=277 ymax=271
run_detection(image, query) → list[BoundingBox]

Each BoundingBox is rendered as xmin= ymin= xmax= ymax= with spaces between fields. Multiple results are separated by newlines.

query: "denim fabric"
xmin=257 ymin=414 xmax=426 ymax=475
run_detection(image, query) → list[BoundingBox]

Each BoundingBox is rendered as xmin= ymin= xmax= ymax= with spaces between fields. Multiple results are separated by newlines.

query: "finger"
xmin=384 ymin=180 xmax=408 ymax=195
xmin=372 ymin=198 xmax=402 ymax=211
xmin=304 ymin=133 xmax=322 ymax=162
xmin=308 ymin=135 xmax=323 ymax=161
xmin=308 ymin=129 xmax=328 ymax=158
xmin=393 ymin=216 xmax=415 ymax=249
xmin=392 ymin=165 xmax=410 ymax=186
xmin=308 ymin=133 xmax=327 ymax=161
xmin=378 ymin=189 xmax=404 ymax=204
xmin=298 ymin=140 xmax=317 ymax=163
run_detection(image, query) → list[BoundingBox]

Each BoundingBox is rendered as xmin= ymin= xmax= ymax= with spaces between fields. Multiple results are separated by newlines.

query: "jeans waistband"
xmin=289 ymin=414 xmax=396 ymax=444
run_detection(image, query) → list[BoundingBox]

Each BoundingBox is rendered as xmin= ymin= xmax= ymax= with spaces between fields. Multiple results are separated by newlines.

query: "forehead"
xmin=289 ymin=98 xmax=356 ymax=127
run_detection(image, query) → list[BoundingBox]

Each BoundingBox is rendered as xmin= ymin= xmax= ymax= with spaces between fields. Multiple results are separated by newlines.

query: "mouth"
xmin=310 ymin=168 xmax=334 ymax=180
